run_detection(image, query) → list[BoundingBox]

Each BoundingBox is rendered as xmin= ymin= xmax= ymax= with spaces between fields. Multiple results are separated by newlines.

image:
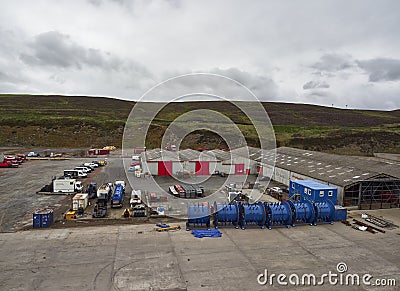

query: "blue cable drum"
xmin=240 ymin=202 xmax=266 ymax=229
xmin=265 ymin=202 xmax=292 ymax=229
xmin=186 ymin=205 xmax=210 ymax=230
xmin=314 ymin=200 xmax=335 ymax=225
xmin=288 ymin=200 xmax=315 ymax=226
xmin=213 ymin=202 xmax=239 ymax=228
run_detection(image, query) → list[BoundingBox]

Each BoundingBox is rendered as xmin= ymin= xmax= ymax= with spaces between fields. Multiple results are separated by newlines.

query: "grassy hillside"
xmin=0 ymin=94 xmax=399 ymax=155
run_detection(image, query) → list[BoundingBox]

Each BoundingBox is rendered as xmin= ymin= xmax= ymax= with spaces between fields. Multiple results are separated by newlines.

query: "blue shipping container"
xmin=33 ymin=209 xmax=54 ymax=228
xmin=289 ymin=180 xmax=338 ymax=204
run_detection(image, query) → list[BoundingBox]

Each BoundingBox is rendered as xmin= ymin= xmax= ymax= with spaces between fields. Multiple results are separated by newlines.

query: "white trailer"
xmin=53 ymin=179 xmax=82 ymax=193
xmin=72 ymin=193 xmax=89 ymax=210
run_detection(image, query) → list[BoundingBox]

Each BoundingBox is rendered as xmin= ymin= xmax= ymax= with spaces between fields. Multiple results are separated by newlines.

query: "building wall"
xmin=260 ymin=164 xmax=274 ymax=179
xmin=220 ymin=163 xmax=235 ymax=174
xmin=146 ymin=161 xmax=158 ymax=176
xmin=172 ymin=162 xmax=184 ymax=175
xmin=273 ymin=167 xmax=291 ymax=185
xmin=208 ymin=161 xmax=220 ymax=175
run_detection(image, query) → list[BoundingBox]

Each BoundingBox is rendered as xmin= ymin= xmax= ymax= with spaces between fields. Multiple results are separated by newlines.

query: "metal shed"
xmin=231 ymin=147 xmax=260 ymax=175
xmin=250 ymin=146 xmax=400 ymax=208
xmin=141 ymin=149 xmax=180 ymax=176
xmin=179 ymin=149 xmax=219 ymax=176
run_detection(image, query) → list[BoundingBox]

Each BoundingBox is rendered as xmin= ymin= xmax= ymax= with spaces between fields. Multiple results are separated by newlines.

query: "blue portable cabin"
xmin=33 ymin=209 xmax=54 ymax=228
xmin=289 ymin=180 xmax=338 ymax=204
xmin=111 ymin=184 xmax=124 ymax=208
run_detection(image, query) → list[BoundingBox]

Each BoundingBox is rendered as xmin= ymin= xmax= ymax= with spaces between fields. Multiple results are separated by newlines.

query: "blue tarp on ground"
xmin=191 ymin=229 xmax=222 ymax=238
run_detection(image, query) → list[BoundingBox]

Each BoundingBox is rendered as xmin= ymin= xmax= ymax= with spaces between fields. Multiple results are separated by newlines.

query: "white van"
xmin=64 ymin=169 xmax=87 ymax=178
xmin=75 ymin=166 xmax=91 ymax=173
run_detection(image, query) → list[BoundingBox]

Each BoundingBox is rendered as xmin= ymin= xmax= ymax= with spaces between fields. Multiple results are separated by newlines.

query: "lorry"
xmin=111 ymin=184 xmax=124 ymax=208
xmin=64 ymin=169 xmax=87 ymax=179
xmin=92 ymin=194 xmax=108 ymax=218
xmin=130 ymin=190 xmax=142 ymax=208
xmin=97 ymin=183 xmax=113 ymax=199
xmin=86 ymin=182 xmax=97 ymax=199
xmin=53 ymin=179 xmax=83 ymax=193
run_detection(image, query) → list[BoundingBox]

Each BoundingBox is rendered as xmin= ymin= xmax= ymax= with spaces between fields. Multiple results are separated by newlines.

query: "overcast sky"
xmin=0 ymin=0 xmax=399 ymax=110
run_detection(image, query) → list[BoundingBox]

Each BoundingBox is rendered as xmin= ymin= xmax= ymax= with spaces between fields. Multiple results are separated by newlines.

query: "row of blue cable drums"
xmin=186 ymin=200 xmax=347 ymax=230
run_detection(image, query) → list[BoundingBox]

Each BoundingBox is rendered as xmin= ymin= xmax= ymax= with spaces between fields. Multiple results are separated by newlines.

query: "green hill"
xmin=0 ymin=94 xmax=398 ymax=155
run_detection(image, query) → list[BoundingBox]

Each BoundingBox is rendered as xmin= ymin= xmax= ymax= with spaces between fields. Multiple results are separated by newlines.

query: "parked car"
xmin=84 ymin=162 xmax=98 ymax=169
xmin=75 ymin=166 xmax=91 ymax=173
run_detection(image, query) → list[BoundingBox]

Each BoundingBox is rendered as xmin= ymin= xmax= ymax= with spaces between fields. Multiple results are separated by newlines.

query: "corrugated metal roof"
xmin=178 ymin=149 xmax=219 ymax=161
xmin=206 ymin=149 xmax=233 ymax=161
xmin=234 ymin=146 xmax=399 ymax=187
xmin=144 ymin=149 xmax=179 ymax=161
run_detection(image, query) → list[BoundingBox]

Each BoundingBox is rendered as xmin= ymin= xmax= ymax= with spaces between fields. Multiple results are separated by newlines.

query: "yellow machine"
xmin=65 ymin=211 xmax=76 ymax=220
xmin=99 ymin=160 xmax=107 ymax=166
xmin=122 ymin=208 xmax=131 ymax=218
xmin=154 ymin=223 xmax=181 ymax=232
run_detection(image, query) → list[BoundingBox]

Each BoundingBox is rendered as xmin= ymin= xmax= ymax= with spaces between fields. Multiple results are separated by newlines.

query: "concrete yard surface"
xmin=1 ymin=209 xmax=400 ymax=290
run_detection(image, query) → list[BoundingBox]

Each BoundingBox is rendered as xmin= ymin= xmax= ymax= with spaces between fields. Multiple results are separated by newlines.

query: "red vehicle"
xmin=17 ymin=154 xmax=26 ymax=161
xmin=0 ymin=161 xmax=12 ymax=168
xmin=4 ymin=156 xmax=19 ymax=167
xmin=174 ymin=184 xmax=185 ymax=197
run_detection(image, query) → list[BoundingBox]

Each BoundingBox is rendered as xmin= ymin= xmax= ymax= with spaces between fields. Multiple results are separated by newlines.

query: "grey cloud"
xmin=0 ymin=71 xmax=19 ymax=83
xmin=210 ymin=68 xmax=278 ymax=101
xmin=20 ymin=31 xmax=96 ymax=69
xmin=311 ymin=54 xmax=354 ymax=72
xmin=356 ymin=58 xmax=400 ymax=82
xmin=20 ymin=31 xmax=152 ymax=78
xmin=88 ymin=0 xmax=103 ymax=6
xmin=303 ymin=80 xmax=330 ymax=90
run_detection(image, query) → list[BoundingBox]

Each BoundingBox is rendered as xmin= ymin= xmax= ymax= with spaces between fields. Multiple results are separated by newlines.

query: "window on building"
xmin=320 ymin=191 xmax=324 ymax=197
xmin=328 ymin=191 xmax=333 ymax=196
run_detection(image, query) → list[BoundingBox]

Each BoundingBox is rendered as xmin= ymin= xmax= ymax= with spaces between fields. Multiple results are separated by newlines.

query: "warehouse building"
xmin=141 ymin=148 xmax=220 ymax=176
xmin=141 ymin=149 xmax=179 ymax=176
xmin=238 ymin=146 xmax=400 ymax=209
xmin=178 ymin=149 xmax=220 ymax=176
xmin=226 ymin=148 xmax=258 ymax=175
xmin=205 ymin=149 xmax=257 ymax=175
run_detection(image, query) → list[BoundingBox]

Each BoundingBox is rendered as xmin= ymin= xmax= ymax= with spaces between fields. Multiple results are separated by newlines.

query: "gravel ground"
xmin=0 ymin=157 xmax=112 ymax=232
xmin=0 ymin=155 xmax=279 ymax=232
